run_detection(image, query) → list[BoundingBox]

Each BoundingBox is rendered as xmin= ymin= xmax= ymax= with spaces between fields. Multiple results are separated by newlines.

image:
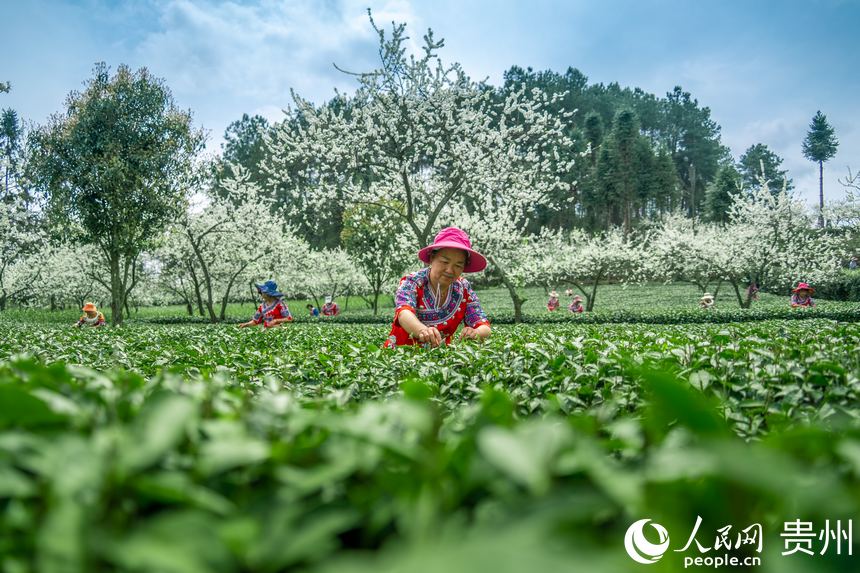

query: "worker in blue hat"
xmin=238 ymin=280 xmax=293 ymax=328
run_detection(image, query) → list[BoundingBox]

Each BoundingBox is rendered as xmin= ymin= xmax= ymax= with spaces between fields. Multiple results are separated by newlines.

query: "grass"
xmin=0 ymin=282 xmax=832 ymax=325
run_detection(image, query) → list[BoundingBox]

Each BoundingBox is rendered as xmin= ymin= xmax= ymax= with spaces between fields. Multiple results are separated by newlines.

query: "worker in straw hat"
xmin=74 ymin=302 xmax=106 ymax=327
xmin=790 ymin=282 xmax=815 ymax=308
xmin=568 ymin=294 xmax=584 ymax=313
xmin=321 ymin=295 xmax=340 ymax=317
xmin=546 ymin=290 xmax=560 ymax=312
xmin=699 ymin=293 xmax=715 ymax=309
xmin=384 ymin=227 xmax=490 ymax=348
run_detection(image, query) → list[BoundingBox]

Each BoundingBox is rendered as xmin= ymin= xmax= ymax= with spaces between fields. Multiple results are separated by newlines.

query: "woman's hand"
xmin=413 ymin=326 xmax=443 ymax=347
xmin=459 ymin=324 xmax=491 ymax=342
xmin=459 ymin=326 xmax=479 ymax=340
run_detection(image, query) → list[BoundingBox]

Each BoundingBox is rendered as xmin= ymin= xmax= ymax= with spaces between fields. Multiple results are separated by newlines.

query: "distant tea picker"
xmin=73 ymin=302 xmax=106 ymax=328
xmin=238 ymin=280 xmax=293 ymax=328
xmin=321 ymin=296 xmax=340 ymax=317
xmin=384 ymin=227 xmax=491 ymax=348
xmin=790 ymin=282 xmax=815 ymax=309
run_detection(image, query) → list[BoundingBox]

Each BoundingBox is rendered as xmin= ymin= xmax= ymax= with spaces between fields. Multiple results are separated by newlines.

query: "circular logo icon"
xmin=624 ymin=519 xmax=671 ymax=565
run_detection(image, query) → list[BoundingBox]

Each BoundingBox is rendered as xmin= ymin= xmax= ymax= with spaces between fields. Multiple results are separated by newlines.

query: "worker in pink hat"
xmin=384 ymin=227 xmax=490 ymax=348
xmin=790 ymin=282 xmax=816 ymax=308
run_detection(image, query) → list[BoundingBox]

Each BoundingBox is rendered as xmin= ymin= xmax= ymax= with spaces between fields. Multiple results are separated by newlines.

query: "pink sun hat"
xmin=417 ymin=227 xmax=487 ymax=273
xmin=792 ymin=282 xmax=815 ymax=294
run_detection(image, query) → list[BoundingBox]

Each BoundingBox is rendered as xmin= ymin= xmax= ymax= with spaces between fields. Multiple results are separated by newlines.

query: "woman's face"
xmin=429 ymin=248 xmax=467 ymax=286
xmin=260 ymin=292 xmax=276 ymax=304
xmin=797 ymin=289 xmax=810 ymax=298
xmin=85 ymin=310 xmax=97 ymax=318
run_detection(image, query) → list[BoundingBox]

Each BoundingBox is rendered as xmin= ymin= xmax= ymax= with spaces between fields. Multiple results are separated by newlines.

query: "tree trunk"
xmin=109 ymin=252 xmax=125 ymax=326
xmin=730 ymin=281 xmax=752 ymax=309
xmin=219 ymin=264 xmax=248 ymax=321
xmin=818 ymin=160 xmax=825 ymax=228
xmin=187 ymin=264 xmax=205 ymax=316
xmin=489 ymin=254 xmax=525 ymax=323
xmin=623 ymin=198 xmax=631 ymax=236
xmin=0 ymin=294 xmax=6 ymax=312
xmin=372 ymin=291 xmax=380 ymax=315
xmin=186 ymin=300 xmax=193 ymax=316
xmin=50 ymin=295 xmax=56 ymax=311
xmin=587 ymin=278 xmax=600 ymax=312
xmin=187 ymin=235 xmax=218 ymax=323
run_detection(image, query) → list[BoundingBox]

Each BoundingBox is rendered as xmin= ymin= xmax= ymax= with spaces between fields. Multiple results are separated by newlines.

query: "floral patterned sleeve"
xmin=461 ymin=278 xmax=490 ymax=328
xmin=278 ymin=301 xmax=293 ymax=321
xmin=393 ymin=271 xmax=421 ymax=323
xmin=252 ymin=304 xmax=264 ymax=324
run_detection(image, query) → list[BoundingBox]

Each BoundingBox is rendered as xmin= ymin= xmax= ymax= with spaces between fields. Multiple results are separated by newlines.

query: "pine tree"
xmin=651 ymin=146 xmax=681 ymax=213
xmin=802 ymin=110 xmax=839 ymax=226
xmin=0 ymin=109 xmax=23 ymax=199
xmin=738 ymin=143 xmax=792 ymax=193
xmin=704 ymin=165 xmax=741 ymax=223
xmin=583 ymin=112 xmax=603 ymax=166
xmin=609 ymin=109 xmax=641 ymax=234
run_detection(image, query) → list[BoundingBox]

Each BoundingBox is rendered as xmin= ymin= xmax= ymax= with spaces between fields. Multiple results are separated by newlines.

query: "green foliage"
xmin=341 ymin=202 xmax=410 ymax=314
xmin=802 ymin=110 xmax=839 ymax=164
xmin=738 ymin=143 xmax=793 ymax=193
xmin=27 ymin=63 xmax=204 ymax=325
xmin=808 ymin=269 xmax=860 ymax=301
xmin=1 ymin=319 xmax=860 ymax=570
xmin=802 ymin=110 xmax=839 ymax=224
xmin=662 ymin=86 xmax=730 ymax=216
xmin=1 ymin=108 xmax=24 ymax=198
xmin=213 ymin=113 xmax=271 ymax=200
xmin=500 ymin=69 xmax=728 ymax=231
xmin=703 ymin=164 xmax=741 ymax=223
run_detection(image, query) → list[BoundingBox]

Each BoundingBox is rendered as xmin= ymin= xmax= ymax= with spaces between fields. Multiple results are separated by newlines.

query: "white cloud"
xmin=132 ymin=0 xmax=419 ymax=146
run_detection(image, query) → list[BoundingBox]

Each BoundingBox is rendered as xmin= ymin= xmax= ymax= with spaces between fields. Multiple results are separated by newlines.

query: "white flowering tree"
xmin=0 ymin=195 xmax=42 ymax=310
xmin=341 ymin=203 xmax=411 ymax=314
xmin=717 ymin=185 xmax=843 ymax=307
xmin=151 ymin=225 xmax=205 ymax=316
xmin=646 ymin=214 xmax=727 ymax=297
xmin=169 ymin=171 xmax=308 ymax=322
xmin=264 ymin=14 xmax=576 ymax=319
xmin=295 ymin=247 xmax=361 ymax=310
xmin=452 ymin=199 xmax=553 ymax=321
xmin=827 ymin=167 xmax=860 ymax=233
xmin=39 ymin=243 xmax=110 ymax=310
xmin=541 ymin=228 xmax=642 ymax=312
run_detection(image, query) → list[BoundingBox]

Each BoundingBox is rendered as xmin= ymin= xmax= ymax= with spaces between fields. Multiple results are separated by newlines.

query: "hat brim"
xmin=255 ymin=283 xmax=284 ymax=298
xmin=792 ymin=287 xmax=815 ymax=294
xmin=417 ymin=242 xmax=487 ymax=273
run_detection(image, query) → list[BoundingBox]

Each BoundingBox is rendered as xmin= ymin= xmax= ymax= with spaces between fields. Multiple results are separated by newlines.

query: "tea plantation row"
xmin=1 ymin=319 xmax=859 ymax=571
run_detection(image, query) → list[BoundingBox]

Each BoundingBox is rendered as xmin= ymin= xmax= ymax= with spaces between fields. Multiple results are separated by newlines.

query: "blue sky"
xmin=2 ymin=0 xmax=858 ymax=206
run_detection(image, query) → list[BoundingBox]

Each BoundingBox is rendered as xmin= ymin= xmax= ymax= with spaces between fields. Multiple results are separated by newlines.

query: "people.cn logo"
xmin=625 ymin=519 xmax=671 ymax=565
